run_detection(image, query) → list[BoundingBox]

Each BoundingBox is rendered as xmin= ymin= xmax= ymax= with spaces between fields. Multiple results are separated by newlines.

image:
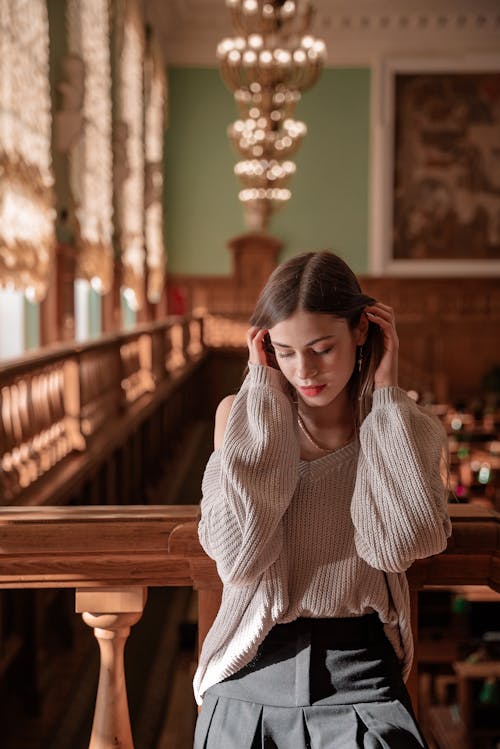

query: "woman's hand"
xmin=364 ymin=303 xmax=399 ymax=389
xmin=247 ymin=326 xmax=277 ymax=368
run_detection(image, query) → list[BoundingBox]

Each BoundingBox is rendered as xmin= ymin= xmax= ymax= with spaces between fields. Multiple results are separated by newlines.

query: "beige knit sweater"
xmin=193 ymin=364 xmax=451 ymax=705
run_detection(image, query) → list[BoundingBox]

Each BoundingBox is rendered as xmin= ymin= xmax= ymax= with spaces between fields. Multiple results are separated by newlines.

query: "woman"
xmin=193 ymin=251 xmax=451 ymax=748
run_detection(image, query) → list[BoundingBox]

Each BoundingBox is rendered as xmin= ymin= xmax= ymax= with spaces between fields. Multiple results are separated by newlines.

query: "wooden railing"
xmin=0 ymin=504 xmax=498 ymax=749
xmin=0 ymin=317 xmax=204 ymax=505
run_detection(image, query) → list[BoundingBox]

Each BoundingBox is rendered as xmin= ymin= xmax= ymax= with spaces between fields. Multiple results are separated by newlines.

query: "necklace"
xmin=297 ymin=412 xmax=355 ymax=454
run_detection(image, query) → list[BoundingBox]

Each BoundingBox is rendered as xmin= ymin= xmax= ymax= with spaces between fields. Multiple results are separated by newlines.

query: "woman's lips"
xmin=299 ymin=384 xmax=326 ymax=397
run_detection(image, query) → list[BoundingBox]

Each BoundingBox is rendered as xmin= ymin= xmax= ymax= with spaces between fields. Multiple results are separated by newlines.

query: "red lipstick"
xmin=299 ymin=385 xmax=326 ymax=397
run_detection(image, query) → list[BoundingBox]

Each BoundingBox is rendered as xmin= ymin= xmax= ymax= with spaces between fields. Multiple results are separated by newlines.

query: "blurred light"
xmin=478 ymin=464 xmax=491 ymax=484
xmin=90 ymin=276 xmax=103 ymax=292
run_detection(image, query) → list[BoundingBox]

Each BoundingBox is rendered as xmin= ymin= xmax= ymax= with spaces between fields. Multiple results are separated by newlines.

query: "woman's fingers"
xmin=365 ymin=304 xmax=398 ymax=345
xmin=364 ymin=303 xmax=399 ymax=388
xmin=365 ymin=303 xmax=395 ymax=321
xmin=246 ymin=327 xmax=269 ymax=366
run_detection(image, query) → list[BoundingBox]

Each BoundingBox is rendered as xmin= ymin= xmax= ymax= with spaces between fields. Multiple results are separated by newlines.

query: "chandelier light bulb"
xmin=301 ymin=35 xmax=315 ymax=49
xmin=243 ymin=0 xmax=258 ymax=14
xmin=314 ymin=39 xmax=326 ymax=56
xmin=275 ymin=49 xmax=291 ymax=65
xmin=243 ymin=49 xmax=257 ymax=65
xmin=217 ymin=38 xmax=234 ymax=57
xmin=248 ymin=34 xmax=263 ymax=49
xmin=282 ymin=1 xmax=296 ymax=16
xmin=293 ymin=49 xmax=307 ymax=64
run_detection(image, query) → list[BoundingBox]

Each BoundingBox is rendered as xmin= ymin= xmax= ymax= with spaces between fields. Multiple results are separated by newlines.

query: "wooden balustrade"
xmin=0 ymin=318 xmax=205 ymax=506
xmin=0 ymin=504 xmax=498 ymax=748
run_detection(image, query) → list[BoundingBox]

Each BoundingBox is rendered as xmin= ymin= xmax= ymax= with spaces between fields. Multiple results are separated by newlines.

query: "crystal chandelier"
xmin=218 ymin=0 xmax=326 ymax=231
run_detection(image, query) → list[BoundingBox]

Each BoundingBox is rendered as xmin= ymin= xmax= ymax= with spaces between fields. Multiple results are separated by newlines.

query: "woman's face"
xmin=268 ymin=309 xmax=367 ymax=408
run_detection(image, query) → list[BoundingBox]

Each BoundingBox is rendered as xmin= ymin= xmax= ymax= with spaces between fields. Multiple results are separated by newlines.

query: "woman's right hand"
xmin=247 ymin=326 xmax=275 ymax=367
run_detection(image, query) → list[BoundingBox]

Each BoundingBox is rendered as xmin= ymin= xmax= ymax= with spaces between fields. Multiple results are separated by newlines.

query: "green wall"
xmin=165 ymin=67 xmax=371 ymax=276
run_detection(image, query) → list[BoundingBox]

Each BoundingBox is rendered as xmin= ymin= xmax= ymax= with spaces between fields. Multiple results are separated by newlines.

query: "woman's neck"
xmin=296 ymin=389 xmax=355 ymax=455
xmin=297 ymin=390 xmax=354 ymax=431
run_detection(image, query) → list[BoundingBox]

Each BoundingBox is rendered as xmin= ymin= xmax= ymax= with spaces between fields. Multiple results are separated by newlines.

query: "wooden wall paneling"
xmin=132 ymin=428 xmax=143 ymax=501
xmin=152 ymin=409 xmax=164 ymax=472
xmin=439 ymin=320 xmax=500 ymax=401
xmin=117 ymin=442 xmax=131 ymax=505
xmin=105 ymin=453 xmax=118 ymax=505
xmin=88 ymin=470 xmax=102 ymax=505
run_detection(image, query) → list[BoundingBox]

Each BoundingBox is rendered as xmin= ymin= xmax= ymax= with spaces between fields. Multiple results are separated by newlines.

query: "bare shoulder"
xmin=214 ymin=394 xmax=236 ymax=449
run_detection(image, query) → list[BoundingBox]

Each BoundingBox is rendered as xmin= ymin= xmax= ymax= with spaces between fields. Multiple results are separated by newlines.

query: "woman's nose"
xmin=297 ymin=356 xmax=318 ymax=380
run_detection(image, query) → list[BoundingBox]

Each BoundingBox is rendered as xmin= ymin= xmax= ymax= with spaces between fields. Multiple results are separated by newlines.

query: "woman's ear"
xmin=355 ymin=313 xmax=369 ymax=345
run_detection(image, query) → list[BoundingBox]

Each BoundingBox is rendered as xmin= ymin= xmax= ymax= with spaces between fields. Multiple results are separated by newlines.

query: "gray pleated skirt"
xmin=194 ymin=614 xmax=429 ymax=749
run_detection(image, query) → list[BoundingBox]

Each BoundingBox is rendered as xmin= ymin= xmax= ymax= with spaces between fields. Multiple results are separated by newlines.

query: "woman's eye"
xmin=277 ymin=351 xmax=294 ymax=359
xmin=314 ymin=347 xmax=333 ymax=356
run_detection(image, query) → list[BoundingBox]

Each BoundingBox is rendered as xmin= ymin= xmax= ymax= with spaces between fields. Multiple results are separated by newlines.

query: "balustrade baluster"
xmin=76 ymin=587 xmax=147 ymax=749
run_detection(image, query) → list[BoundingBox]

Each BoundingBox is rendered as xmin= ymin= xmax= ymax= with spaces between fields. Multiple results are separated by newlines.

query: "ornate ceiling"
xmin=145 ymin=0 xmax=500 ymax=66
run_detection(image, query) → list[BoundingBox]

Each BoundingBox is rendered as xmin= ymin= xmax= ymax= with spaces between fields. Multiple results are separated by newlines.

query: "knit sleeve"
xmin=198 ymin=363 xmax=300 ymax=586
xmin=351 ymin=387 xmax=451 ymax=573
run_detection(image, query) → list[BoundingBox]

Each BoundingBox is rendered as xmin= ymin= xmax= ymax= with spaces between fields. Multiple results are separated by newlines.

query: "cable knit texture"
xmin=193 ymin=365 xmax=451 ymax=705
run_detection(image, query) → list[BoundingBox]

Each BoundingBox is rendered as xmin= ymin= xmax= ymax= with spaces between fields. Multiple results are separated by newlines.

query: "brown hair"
xmin=249 ymin=251 xmax=385 ymax=425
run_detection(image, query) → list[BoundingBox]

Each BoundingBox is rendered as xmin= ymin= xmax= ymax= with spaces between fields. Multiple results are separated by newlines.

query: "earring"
xmin=357 ymin=345 xmax=363 ymax=373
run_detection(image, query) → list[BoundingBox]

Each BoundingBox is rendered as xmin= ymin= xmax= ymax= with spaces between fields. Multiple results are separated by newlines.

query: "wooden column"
xmin=228 ymin=231 xmax=282 ymax=305
xmin=76 ymin=587 xmax=147 ymax=749
xmin=102 ymin=260 xmax=122 ymax=334
xmin=41 ymin=242 xmax=71 ymax=346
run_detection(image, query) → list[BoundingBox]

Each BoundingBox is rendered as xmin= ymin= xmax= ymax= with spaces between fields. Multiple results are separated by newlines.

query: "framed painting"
xmin=370 ymin=56 xmax=500 ymax=275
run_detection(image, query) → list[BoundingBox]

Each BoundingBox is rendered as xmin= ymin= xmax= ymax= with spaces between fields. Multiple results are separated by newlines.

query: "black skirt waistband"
xmin=208 ymin=612 xmax=408 ymax=709
xmin=270 ymin=612 xmax=384 ymax=646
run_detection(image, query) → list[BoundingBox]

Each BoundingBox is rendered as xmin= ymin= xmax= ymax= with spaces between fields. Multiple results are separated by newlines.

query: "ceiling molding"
xmin=144 ymin=0 xmax=500 ymax=67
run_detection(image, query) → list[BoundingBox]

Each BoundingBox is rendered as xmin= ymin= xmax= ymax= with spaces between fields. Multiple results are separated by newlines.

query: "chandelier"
xmin=218 ymin=0 xmax=326 ymax=231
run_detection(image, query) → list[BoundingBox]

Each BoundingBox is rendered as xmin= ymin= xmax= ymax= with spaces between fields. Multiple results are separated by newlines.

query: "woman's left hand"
xmin=364 ymin=303 xmax=399 ymax=389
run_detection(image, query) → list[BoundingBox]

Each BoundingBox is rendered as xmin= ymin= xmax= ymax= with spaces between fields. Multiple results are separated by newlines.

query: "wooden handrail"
xmin=1 ymin=505 xmax=496 ymax=590
xmin=0 ymin=503 xmax=498 ymax=748
xmin=0 ymin=505 xmax=200 ymax=587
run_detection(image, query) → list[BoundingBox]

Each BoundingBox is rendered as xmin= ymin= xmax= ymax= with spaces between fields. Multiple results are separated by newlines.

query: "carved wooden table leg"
xmin=76 ymin=587 xmax=147 ymax=749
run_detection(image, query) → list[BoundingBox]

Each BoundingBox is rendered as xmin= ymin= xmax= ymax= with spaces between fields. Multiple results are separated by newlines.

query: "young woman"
xmin=193 ymin=251 xmax=451 ymax=748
